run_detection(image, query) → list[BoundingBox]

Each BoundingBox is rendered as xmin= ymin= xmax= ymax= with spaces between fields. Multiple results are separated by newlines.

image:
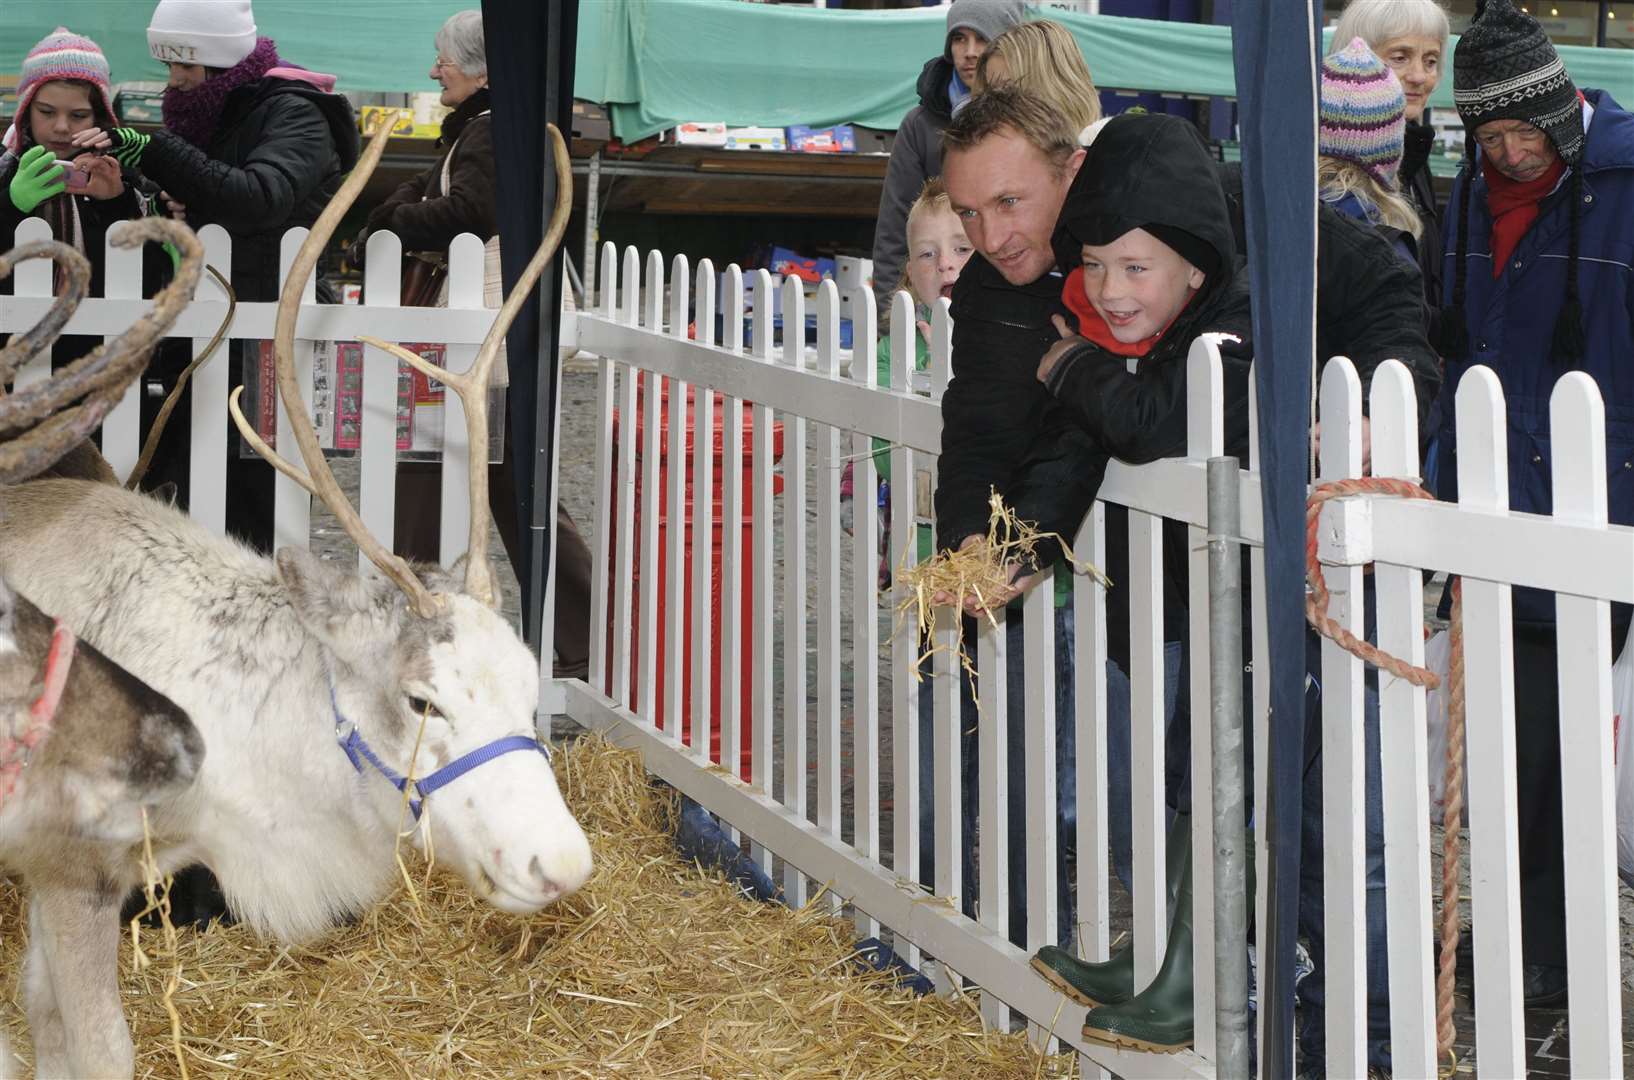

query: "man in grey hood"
xmin=869 ymin=0 xmax=1024 ymax=316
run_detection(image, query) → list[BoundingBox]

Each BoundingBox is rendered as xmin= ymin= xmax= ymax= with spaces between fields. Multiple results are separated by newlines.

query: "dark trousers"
xmin=1511 ymin=621 xmax=1568 ymax=970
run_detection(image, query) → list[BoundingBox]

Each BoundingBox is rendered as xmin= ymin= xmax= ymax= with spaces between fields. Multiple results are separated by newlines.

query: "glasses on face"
xmin=433 ymin=56 xmax=456 ymax=72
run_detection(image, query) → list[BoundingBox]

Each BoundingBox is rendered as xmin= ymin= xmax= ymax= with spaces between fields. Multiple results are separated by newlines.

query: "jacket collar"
xmin=440 ymin=88 xmax=492 ymax=146
xmin=1577 ymin=89 xmax=1634 ymax=175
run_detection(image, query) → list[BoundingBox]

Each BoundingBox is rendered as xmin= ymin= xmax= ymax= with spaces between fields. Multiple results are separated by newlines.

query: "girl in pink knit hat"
xmin=0 ymin=27 xmax=137 ymax=269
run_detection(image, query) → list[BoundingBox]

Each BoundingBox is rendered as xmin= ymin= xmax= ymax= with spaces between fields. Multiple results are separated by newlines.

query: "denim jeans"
xmin=918 ymin=602 xmax=1076 ymax=949
xmin=1105 ymin=641 xmax=1187 ymax=892
xmin=1295 ymin=617 xmax=1391 ymax=1073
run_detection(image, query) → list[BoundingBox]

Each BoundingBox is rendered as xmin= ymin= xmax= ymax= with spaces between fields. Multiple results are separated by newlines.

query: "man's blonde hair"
xmin=975 ymin=20 xmax=1103 ymax=134
xmin=941 ymin=86 xmax=1079 ymax=173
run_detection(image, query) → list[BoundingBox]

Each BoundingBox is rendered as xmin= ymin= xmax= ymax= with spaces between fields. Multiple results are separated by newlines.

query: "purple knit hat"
xmin=2 ymin=27 xmax=115 ymax=154
xmin=1319 ymin=37 xmax=1407 ymax=186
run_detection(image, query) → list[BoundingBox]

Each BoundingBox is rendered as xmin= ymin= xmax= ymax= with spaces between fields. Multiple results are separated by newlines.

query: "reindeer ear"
xmin=430 ymin=555 xmax=502 ymax=612
xmin=275 ymin=548 xmax=405 ymax=665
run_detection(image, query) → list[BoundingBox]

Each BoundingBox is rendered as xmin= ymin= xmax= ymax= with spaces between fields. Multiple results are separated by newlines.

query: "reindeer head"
xmin=229 ymin=114 xmax=592 ymax=912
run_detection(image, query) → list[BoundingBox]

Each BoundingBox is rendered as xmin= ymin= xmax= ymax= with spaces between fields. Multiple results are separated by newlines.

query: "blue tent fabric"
xmin=1229 ymin=2 xmax=1319 ymax=1075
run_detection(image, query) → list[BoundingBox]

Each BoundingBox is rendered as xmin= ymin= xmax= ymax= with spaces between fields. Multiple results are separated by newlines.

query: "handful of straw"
xmin=894 ymin=489 xmax=1111 ymax=682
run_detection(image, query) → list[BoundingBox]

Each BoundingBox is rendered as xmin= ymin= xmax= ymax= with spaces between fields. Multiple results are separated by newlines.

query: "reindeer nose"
xmin=529 ymin=837 xmax=593 ymax=901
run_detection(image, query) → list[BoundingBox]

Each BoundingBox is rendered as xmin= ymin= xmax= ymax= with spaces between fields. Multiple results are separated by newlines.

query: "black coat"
xmin=0 ymin=155 xmax=148 ymax=299
xmin=1400 ymin=119 xmax=1445 ymax=344
xmin=1218 ymin=161 xmax=1442 ymax=435
xmin=366 ymin=88 xmax=496 ymax=250
xmin=138 ymin=76 xmax=361 ymax=302
xmin=871 ymin=57 xmax=956 ymax=314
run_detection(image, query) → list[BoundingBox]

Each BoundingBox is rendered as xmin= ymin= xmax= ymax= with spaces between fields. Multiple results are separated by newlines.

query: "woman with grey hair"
xmin=1330 ymin=0 xmax=1450 ymax=337
xmin=359 ymin=9 xmax=593 ymax=679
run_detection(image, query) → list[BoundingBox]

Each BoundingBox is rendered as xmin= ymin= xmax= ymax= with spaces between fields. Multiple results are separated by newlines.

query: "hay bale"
xmin=0 ymin=736 xmax=1077 ymax=1078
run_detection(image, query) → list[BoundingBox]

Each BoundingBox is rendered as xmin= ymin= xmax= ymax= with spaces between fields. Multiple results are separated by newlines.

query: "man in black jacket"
xmin=105 ymin=1 xmax=360 ymax=560
xmin=870 ymin=0 xmax=1023 ymax=316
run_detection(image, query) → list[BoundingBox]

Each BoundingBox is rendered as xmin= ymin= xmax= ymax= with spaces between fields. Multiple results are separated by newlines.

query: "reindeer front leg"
xmin=25 ymin=884 xmax=132 ymax=1080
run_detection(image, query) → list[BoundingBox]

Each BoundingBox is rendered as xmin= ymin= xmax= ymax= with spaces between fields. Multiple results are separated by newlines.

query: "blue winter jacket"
xmin=1437 ymin=89 xmax=1634 ymax=628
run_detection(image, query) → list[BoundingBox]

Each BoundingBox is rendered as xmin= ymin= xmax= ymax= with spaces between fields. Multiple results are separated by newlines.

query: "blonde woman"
xmin=974 ymin=20 xmax=1102 ymax=139
xmin=1319 ymin=37 xmax=1420 ymax=265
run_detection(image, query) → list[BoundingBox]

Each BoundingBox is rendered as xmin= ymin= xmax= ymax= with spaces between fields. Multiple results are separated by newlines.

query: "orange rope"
xmin=1302 ymin=476 xmax=1462 ymax=1062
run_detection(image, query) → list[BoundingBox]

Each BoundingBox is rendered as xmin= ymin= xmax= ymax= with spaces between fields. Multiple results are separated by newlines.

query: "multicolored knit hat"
xmin=1453 ymin=0 xmax=1583 ymax=165
xmin=1320 ymin=37 xmax=1407 ymax=186
xmin=1 ymin=27 xmax=115 ymax=154
xmin=1444 ymin=0 xmax=1586 ymax=363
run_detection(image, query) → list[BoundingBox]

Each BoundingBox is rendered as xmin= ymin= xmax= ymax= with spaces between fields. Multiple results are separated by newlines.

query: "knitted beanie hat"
xmin=1320 ymin=37 xmax=1407 ymax=186
xmin=1 ymin=27 xmax=114 ymax=154
xmin=943 ymin=0 xmax=1026 ymax=60
xmin=1444 ymin=0 xmax=1586 ymax=363
xmin=148 ymin=0 xmax=258 ymax=70
xmin=1453 ymin=0 xmax=1583 ymax=165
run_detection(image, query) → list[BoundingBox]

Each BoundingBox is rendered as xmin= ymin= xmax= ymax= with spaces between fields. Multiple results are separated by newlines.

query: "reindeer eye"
xmin=405 ymin=696 xmax=441 ymax=719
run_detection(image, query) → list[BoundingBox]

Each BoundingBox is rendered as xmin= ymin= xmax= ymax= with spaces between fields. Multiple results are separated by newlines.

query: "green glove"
xmin=107 ymin=128 xmax=151 ymax=169
xmin=7 ymin=145 xmax=66 ymax=214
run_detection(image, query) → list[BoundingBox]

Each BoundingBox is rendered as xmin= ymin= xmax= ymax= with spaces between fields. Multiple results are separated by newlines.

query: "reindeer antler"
xmin=0 ymin=220 xmax=204 ymax=484
xmin=359 ymin=121 xmax=575 ymax=607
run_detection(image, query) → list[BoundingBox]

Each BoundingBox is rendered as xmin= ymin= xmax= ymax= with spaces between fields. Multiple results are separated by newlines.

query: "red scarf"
xmin=1482 ymin=155 xmax=1566 ymax=279
xmin=1061 ymin=267 xmax=1193 ymax=359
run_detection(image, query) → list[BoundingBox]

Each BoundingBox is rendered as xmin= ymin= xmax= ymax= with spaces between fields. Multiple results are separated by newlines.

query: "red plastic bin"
xmin=608 ymin=377 xmax=785 ymax=780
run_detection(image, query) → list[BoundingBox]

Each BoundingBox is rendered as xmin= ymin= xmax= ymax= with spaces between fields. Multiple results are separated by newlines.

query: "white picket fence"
xmin=6 ymin=222 xmax=1627 ymax=1076
xmin=566 ymin=242 xmax=1631 ymax=1078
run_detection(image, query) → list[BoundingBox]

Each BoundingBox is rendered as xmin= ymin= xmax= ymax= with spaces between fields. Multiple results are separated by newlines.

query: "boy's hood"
xmin=1052 ymin=112 xmax=1235 ymax=279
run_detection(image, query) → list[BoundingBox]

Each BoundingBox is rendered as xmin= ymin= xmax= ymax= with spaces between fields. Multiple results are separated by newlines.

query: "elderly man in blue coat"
xmin=1438 ymin=0 xmax=1634 ymax=1008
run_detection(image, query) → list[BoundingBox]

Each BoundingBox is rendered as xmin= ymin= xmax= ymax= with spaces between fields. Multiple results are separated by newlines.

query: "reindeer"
xmin=0 ymin=221 xmax=208 ymax=1078
xmin=0 ymin=120 xmax=590 ymax=1077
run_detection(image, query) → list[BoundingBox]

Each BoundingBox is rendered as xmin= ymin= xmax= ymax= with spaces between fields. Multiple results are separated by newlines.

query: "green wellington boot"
xmin=1030 ymin=813 xmax=1191 ymax=1008
xmin=1081 ymin=834 xmax=1196 ymax=1052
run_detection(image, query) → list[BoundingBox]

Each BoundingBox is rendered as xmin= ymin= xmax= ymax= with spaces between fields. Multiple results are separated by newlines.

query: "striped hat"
xmin=1453 ymin=0 xmax=1583 ymax=165
xmin=2 ymin=27 xmax=114 ymax=154
xmin=1320 ymin=37 xmax=1406 ymax=186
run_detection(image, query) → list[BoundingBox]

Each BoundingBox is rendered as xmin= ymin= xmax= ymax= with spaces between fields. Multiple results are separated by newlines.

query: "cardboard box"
xmin=835 ymin=256 xmax=872 ymax=293
xmin=787 ymin=124 xmax=856 ymax=153
xmin=673 ymin=121 xmax=728 ymax=147
xmin=723 ymin=125 xmax=786 ymax=152
xmin=358 ymin=104 xmax=442 ymax=140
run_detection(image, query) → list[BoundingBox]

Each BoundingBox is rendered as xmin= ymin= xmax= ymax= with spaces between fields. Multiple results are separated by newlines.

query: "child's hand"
xmin=1037 ymin=315 xmax=1086 ymax=384
xmin=81 ymin=154 xmax=124 ymax=201
xmin=69 ymin=127 xmax=114 ymax=153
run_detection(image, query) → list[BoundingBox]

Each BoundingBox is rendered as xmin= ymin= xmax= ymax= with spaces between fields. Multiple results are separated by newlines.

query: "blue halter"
xmin=331 ymin=686 xmax=551 ymax=821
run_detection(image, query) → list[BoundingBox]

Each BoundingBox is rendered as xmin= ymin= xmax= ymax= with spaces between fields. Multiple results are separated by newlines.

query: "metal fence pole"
xmin=1208 ymin=455 xmax=1250 ymax=1077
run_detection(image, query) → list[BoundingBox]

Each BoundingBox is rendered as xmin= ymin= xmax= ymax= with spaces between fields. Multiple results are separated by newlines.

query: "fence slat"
xmin=1073 ymin=501 xmax=1108 ymax=1079
xmin=849 ymin=286 xmax=881 ymax=940
xmin=746 ymin=269 xmax=776 ymax=878
xmin=1455 ymin=365 xmax=1526 ymax=1074
xmin=887 ymin=290 xmax=921 ymax=965
xmin=779 ymin=276 xmax=809 ymax=907
xmin=814 ymin=283 xmax=844 ymax=914
xmin=1368 ymin=360 xmax=1437 ymax=1078
xmin=691 ymin=260 xmax=717 ymax=762
xmin=438 ymin=233 xmax=483 ymax=563
xmin=1549 ymin=372 xmax=1622 ymax=1078
xmin=720 ymin=268 xmax=747 ymax=789
xmin=11 ymin=218 xmax=53 ymax=390
xmin=189 ymin=225 xmax=234 ymax=537
xmin=1128 ymin=508 xmax=1166 ymax=985
xmin=272 ymin=230 xmax=316 ymax=552
xmin=636 ymin=250 xmax=665 ymax=724
xmin=664 ymin=256 xmax=691 ymax=738
xmin=610 ymin=246 xmax=641 ymax=711
xmin=101 ymin=227 xmax=144 ymax=479
xmin=1316 ymin=356 xmax=1367 ymax=1076
xmin=358 ymin=229 xmax=400 ymax=562
xmin=588 ymin=241 xmax=618 ymax=689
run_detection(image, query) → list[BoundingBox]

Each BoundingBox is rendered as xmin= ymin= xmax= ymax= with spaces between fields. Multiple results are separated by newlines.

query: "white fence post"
xmin=1455 ymin=366 xmax=1526 ymax=1073
xmin=691 ymin=259 xmax=717 ymax=764
xmin=887 ymin=289 xmax=920 ymax=962
xmin=101 ymin=225 xmax=146 ymax=479
xmin=849 ymin=285 xmax=882 ymax=941
xmin=636 ymin=250 xmax=664 ymax=725
xmin=438 ymin=233 xmax=484 ymax=566
xmin=1549 ymin=372 xmax=1623 ymax=1077
xmin=273 ymin=230 xmax=315 ymax=552
xmin=588 ymin=240 xmax=618 ymax=693
xmin=188 ymin=225 xmax=233 ymax=538
xmin=814 ymin=281 xmax=844 ymax=915
xmin=11 ymin=218 xmax=54 ymax=390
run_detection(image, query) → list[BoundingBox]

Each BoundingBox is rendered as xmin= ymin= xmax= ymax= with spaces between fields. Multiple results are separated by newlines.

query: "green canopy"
xmin=3 ymin=0 xmax=1630 ymax=141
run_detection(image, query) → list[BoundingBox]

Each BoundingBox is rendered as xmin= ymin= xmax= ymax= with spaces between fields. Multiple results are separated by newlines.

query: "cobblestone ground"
xmin=545 ymin=360 xmax=1633 ymax=1072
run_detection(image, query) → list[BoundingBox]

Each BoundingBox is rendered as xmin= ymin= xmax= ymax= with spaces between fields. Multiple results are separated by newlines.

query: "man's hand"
xmin=930 ymin=534 xmax=1049 ymax=618
xmin=1312 ymin=416 xmax=1373 ymax=475
xmin=1037 ymin=314 xmax=1086 ymax=385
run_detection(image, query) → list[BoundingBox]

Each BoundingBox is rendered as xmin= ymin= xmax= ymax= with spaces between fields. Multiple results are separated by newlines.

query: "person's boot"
xmin=1081 ymin=832 xmax=1196 ymax=1052
xmin=1031 ymin=813 xmax=1191 ymax=1007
